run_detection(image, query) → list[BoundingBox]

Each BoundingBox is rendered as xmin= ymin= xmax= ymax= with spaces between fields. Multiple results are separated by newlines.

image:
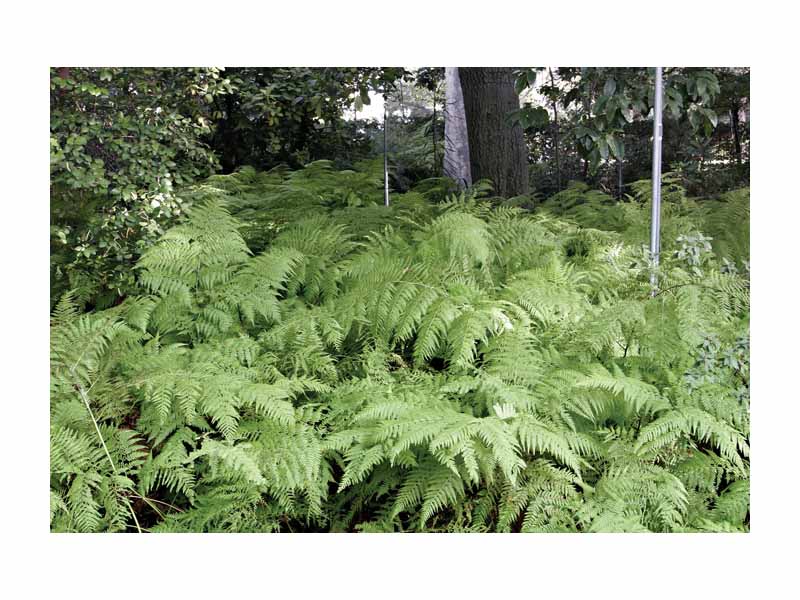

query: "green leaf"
xmin=697 ymin=78 xmax=707 ymax=97
xmin=598 ymin=138 xmax=609 ymax=160
xmin=514 ymin=75 xmax=528 ymax=95
xmin=608 ymin=135 xmax=624 ymax=160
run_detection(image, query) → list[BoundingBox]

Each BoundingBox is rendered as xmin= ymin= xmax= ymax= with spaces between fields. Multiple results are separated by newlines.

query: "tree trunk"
xmin=431 ymin=88 xmax=439 ymax=176
xmin=443 ymin=67 xmax=472 ymax=188
xmin=730 ymin=100 xmax=742 ymax=165
xmin=549 ymin=68 xmax=561 ymax=192
xmin=458 ymin=67 xmax=529 ymax=197
xmin=383 ymin=104 xmax=390 ymax=207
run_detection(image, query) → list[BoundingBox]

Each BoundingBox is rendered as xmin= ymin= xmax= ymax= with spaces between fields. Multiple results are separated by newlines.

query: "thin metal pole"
xmin=383 ymin=102 xmax=390 ymax=207
xmin=649 ymin=67 xmax=664 ymax=294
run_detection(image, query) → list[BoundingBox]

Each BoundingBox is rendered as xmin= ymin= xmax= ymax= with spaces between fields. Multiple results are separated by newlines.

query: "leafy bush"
xmin=50 ymin=164 xmax=749 ymax=532
xmin=50 ymin=68 xmax=228 ymax=308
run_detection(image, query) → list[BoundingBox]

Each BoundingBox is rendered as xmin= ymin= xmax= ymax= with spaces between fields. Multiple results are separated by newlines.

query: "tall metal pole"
xmin=649 ymin=67 xmax=664 ymax=294
xmin=383 ymin=101 xmax=390 ymax=207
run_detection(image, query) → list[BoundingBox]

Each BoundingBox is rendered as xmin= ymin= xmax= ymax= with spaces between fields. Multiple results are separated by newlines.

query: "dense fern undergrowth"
xmin=51 ymin=161 xmax=750 ymax=532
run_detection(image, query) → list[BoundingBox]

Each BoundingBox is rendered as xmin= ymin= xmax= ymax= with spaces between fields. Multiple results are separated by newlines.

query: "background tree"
xmin=209 ymin=67 xmax=407 ymax=172
xmin=381 ymin=68 xmax=445 ymax=188
xmin=458 ymin=67 xmax=529 ymax=196
xmin=515 ymin=67 xmax=748 ymax=197
xmin=443 ymin=67 xmax=472 ymax=188
xmin=413 ymin=67 xmax=445 ymax=176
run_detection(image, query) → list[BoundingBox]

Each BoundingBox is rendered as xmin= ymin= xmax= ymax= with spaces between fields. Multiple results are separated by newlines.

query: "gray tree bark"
xmin=443 ymin=67 xmax=472 ymax=188
xmin=548 ymin=67 xmax=561 ymax=192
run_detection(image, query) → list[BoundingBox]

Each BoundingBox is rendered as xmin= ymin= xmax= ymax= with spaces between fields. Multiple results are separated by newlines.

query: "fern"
xmin=50 ymin=164 xmax=749 ymax=533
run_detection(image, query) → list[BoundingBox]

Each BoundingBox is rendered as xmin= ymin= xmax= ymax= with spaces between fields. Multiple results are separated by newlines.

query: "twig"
xmin=649 ymin=281 xmax=727 ymax=299
xmin=73 ymin=375 xmax=143 ymax=533
xmin=129 ymin=493 xmax=185 ymax=514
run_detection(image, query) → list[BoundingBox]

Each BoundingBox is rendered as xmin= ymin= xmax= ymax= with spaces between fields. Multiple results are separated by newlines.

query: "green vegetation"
xmin=51 ymin=67 xmax=749 ymax=311
xmin=50 ymin=67 xmax=405 ymax=307
xmin=50 ymin=161 xmax=749 ymax=532
xmin=49 ymin=66 xmax=750 ymax=534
